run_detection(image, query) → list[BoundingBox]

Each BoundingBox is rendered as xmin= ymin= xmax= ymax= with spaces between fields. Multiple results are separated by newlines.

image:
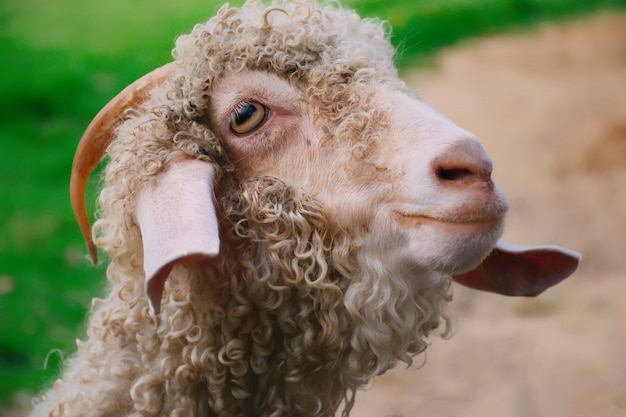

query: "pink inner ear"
xmin=136 ymin=158 xmax=221 ymax=314
xmin=452 ymin=240 xmax=581 ymax=296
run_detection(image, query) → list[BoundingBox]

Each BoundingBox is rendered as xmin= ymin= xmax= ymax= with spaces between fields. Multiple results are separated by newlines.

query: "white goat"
xmin=33 ymin=1 xmax=580 ymax=416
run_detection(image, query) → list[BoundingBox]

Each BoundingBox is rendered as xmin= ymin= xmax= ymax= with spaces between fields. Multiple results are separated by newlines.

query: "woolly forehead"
xmin=173 ymin=0 xmax=399 ymax=88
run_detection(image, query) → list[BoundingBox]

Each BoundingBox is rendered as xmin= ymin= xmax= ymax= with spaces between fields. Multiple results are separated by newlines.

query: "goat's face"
xmin=209 ymin=70 xmax=507 ymax=276
xmin=71 ymin=1 xmax=578 ymax=315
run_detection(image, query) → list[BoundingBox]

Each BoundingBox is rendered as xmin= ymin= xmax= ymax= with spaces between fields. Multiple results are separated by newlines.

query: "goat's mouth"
xmin=392 ymin=211 xmax=505 ymax=231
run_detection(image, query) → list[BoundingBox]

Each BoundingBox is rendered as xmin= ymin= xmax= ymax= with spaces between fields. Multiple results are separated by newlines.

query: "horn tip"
xmin=87 ymin=241 xmax=99 ymax=265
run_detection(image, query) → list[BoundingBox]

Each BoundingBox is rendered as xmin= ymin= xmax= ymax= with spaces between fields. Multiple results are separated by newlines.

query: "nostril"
xmin=433 ymin=160 xmax=493 ymax=186
xmin=431 ymin=140 xmax=494 ymax=187
xmin=436 ymin=167 xmax=474 ymax=182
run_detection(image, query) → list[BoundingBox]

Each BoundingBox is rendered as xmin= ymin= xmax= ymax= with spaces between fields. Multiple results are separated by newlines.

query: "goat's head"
xmin=70 ymin=1 xmax=579 ymax=315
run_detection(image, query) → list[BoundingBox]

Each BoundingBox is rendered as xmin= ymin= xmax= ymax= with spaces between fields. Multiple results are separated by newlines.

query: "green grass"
xmin=1 ymin=0 xmax=625 ymax=406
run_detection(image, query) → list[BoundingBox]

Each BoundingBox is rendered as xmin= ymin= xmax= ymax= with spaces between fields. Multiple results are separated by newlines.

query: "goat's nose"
xmin=431 ymin=140 xmax=494 ymax=188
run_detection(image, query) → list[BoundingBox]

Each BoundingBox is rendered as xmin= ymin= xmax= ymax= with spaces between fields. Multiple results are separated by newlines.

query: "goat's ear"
xmin=136 ymin=157 xmax=220 ymax=315
xmin=452 ymin=240 xmax=581 ymax=296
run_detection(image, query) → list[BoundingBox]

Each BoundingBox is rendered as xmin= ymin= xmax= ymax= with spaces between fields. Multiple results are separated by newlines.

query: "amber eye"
xmin=229 ymin=102 xmax=267 ymax=134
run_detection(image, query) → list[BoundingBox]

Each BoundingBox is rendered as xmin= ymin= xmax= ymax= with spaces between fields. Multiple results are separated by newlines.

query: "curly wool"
xmin=78 ymin=177 xmax=448 ymax=417
xmin=33 ymin=1 xmax=451 ymax=417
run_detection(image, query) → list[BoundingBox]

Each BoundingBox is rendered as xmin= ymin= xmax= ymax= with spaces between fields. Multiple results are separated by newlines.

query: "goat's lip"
xmin=392 ymin=211 xmax=504 ymax=229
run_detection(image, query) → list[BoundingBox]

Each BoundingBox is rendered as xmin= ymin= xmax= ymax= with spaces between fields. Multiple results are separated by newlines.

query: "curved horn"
xmin=70 ymin=63 xmax=176 ymax=264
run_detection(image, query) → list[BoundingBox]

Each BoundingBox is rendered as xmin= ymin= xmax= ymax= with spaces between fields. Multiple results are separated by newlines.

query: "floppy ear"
xmin=136 ymin=158 xmax=220 ymax=314
xmin=452 ymin=240 xmax=581 ymax=296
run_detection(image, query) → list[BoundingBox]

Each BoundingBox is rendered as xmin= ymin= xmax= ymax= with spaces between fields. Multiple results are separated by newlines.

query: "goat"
xmin=33 ymin=1 xmax=580 ymax=416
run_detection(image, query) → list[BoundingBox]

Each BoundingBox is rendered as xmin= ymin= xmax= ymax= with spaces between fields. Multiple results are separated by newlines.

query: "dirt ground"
xmin=350 ymin=11 xmax=626 ymax=417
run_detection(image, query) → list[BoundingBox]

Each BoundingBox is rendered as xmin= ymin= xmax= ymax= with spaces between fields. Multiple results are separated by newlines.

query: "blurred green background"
xmin=1 ymin=0 xmax=625 ymax=408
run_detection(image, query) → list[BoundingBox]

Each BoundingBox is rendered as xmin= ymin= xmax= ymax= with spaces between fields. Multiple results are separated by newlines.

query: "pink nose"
xmin=432 ymin=140 xmax=494 ymax=188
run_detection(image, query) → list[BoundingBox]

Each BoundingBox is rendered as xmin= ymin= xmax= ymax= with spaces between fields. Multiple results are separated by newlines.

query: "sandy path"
xmin=350 ymin=12 xmax=626 ymax=417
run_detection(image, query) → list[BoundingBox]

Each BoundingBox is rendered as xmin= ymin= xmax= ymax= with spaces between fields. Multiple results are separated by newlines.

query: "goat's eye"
xmin=230 ymin=102 xmax=267 ymax=134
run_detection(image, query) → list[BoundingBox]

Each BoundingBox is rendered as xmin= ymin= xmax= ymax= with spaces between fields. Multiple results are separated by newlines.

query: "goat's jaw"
xmin=384 ymin=182 xmax=508 ymax=274
xmin=368 ymin=201 xmax=505 ymax=276
xmin=392 ymin=212 xmax=505 ymax=262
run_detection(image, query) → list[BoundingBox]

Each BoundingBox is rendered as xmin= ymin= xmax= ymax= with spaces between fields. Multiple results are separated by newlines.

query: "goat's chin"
xmin=418 ymin=219 xmax=504 ymax=273
xmin=375 ymin=214 xmax=504 ymax=275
